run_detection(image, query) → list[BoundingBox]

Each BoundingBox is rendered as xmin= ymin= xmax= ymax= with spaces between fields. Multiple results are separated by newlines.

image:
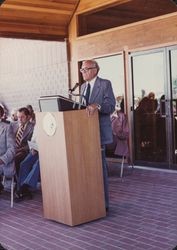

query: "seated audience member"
xmin=12 ymin=107 xmax=34 ymax=175
xmin=15 ymin=127 xmax=40 ymax=201
xmin=0 ymin=105 xmax=16 ymax=193
xmin=26 ymin=104 xmax=36 ymax=124
xmin=0 ymin=103 xmax=9 ymax=122
xmin=111 ymin=99 xmax=131 ymax=165
xmin=0 ymin=104 xmax=10 ymax=123
xmin=9 ymin=108 xmax=18 ymax=122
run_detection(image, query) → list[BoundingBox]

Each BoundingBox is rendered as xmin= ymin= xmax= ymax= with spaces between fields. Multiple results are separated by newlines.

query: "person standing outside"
xmin=80 ymin=59 xmax=116 ymax=211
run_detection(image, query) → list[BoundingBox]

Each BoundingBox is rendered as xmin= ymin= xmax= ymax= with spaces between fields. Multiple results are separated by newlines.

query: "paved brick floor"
xmin=0 ymin=164 xmax=177 ymax=250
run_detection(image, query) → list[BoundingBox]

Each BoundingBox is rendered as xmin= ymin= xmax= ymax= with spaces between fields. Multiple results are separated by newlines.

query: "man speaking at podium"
xmin=80 ymin=59 xmax=116 ymax=211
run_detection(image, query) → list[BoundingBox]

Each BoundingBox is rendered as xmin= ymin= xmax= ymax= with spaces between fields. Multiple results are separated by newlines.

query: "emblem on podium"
xmin=42 ymin=112 xmax=57 ymax=136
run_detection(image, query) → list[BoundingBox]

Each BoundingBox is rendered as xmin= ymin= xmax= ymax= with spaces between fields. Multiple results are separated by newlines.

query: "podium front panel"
xmin=36 ymin=110 xmax=106 ymax=226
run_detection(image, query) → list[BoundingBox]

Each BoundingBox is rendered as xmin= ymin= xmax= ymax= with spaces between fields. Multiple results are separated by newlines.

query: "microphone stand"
xmin=68 ymin=91 xmax=86 ymax=110
xmin=69 ymin=82 xmax=80 ymax=93
xmin=68 ymin=82 xmax=86 ymax=110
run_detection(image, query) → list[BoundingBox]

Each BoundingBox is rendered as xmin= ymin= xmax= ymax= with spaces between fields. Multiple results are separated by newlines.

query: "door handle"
xmin=159 ymin=99 xmax=166 ymax=118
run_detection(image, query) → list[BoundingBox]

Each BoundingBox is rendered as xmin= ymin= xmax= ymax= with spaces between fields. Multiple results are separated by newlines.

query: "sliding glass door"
xmin=170 ymin=47 xmax=177 ymax=167
xmin=130 ymin=46 xmax=177 ymax=169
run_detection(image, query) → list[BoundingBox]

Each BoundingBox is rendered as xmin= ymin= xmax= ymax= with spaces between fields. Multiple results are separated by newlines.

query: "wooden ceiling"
xmin=0 ymin=0 xmax=176 ymax=41
xmin=78 ymin=0 xmax=177 ymax=36
xmin=0 ymin=0 xmax=80 ymax=41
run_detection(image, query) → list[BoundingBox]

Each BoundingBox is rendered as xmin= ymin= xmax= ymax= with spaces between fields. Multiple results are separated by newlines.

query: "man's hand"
xmin=86 ymin=104 xmax=99 ymax=116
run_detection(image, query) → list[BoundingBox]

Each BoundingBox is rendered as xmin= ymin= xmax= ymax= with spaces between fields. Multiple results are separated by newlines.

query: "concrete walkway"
xmin=0 ymin=165 xmax=177 ymax=250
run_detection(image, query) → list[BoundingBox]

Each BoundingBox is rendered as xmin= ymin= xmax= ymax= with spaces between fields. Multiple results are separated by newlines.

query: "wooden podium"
xmin=36 ymin=110 xmax=106 ymax=226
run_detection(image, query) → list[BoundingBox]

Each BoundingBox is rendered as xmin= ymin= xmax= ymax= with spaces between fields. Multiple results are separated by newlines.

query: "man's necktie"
xmin=85 ymin=83 xmax=91 ymax=106
xmin=16 ymin=125 xmax=24 ymax=148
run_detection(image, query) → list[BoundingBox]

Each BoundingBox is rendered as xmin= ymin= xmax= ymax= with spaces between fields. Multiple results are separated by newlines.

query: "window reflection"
xmin=171 ymin=49 xmax=177 ymax=163
xmin=171 ymin=50 xmax=177 ymax=100
xmin=95 ymin=54 xmax=125 ymax=158
xmin=133 ymin=52 xmax=165 ymax=108
xmin=132 ymin=51 xmax=167 ymax=162
xmin=95 ymin=54 xmax=125 ymax=111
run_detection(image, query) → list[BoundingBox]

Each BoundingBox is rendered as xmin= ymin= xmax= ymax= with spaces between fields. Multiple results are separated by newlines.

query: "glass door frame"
xmin=129 ymin=46 xmax=177 ymax=169
xmin=167 ymin=45 xmax=177 ymax=168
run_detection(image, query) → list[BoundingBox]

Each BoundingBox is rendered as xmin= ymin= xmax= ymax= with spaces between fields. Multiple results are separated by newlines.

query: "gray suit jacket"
xmin=81 ymin=76 xmax=116 ymax=145
xmin=12 ymin=121 xmax=34 ymax=154
xmin=0 ymin=121 xmax=16 ymax=177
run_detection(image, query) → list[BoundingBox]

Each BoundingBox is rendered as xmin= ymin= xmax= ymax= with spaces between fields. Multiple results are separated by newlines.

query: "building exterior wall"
xmin=69 ymin=10 xmax=177 ymax=85
xmin=0 ymin=38 xmax=69 ymax=114
xmin=68 ymin=2 xmax=177 ymax=165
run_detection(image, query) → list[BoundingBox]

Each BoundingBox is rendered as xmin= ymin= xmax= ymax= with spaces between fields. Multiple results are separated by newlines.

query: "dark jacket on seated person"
xmin=11 ymin=107 xmax=34 ymax=175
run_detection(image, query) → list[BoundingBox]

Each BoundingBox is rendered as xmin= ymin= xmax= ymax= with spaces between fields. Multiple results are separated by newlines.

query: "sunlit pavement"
xmin=0 ymin=163 xmax=177 ymax=250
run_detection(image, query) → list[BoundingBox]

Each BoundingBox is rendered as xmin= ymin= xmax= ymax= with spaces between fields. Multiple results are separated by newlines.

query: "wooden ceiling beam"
xmin=0 ymin=9 xmax=70 ymax=25
xmin=0 ymin=32 xmax=65 ymax=41
xmin=0 ymin=21 xmax=66 ymax=35
xmin=3 ymin=0 xmax=77 ymax=11
xmin=0 ymin=0 xmax=80 ymax=40
xmin=0 ymin=0 xmax=175 ymax=41
xmin=0 ymin=21 xmax=67 ymax=41
xmin=2 ymin=4 xmax=72 ymax=15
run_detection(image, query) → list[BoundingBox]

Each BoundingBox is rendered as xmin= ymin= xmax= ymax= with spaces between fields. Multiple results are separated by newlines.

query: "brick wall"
xmin=0 ymin=38 xmax=69 ymax=114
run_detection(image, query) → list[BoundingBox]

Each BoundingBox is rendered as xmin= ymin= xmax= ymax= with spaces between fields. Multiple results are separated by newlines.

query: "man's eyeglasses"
xmin=80 ymin=67 xmax=96 ymax=73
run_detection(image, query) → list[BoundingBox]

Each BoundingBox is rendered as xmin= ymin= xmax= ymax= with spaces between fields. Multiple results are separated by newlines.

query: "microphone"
xmin=69 ymin=83 xmax=80 ymax=92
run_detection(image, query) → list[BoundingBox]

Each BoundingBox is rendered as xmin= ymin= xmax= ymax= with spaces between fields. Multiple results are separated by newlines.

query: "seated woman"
xmin=26 ymin=104 xmax=36 ymax=124
xmin=0 ymin=105 xmax=16 ymax=193
xmin=111 ymin=99 xmax=131 ymax=164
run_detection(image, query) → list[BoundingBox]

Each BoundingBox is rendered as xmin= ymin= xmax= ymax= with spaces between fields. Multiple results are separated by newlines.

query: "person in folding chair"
xmin=111 ymin=99 xmax=132 ymax=177
xmin=0 ymin=105 xmax=16 ymax=193
xmin=15 ymin=126 xmax=40 ymax=202
xmin=11 ymin=107 xmax=34 ymax=176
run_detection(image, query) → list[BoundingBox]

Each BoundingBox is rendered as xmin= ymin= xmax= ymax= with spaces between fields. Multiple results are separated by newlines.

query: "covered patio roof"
xmin=0 ymin=0 xmax=80 ymax=41
xmin=0 ymin=0 xmax=176 ymax=41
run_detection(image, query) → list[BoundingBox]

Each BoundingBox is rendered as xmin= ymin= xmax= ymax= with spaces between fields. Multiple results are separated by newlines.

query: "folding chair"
xmin=120 ymin=155 xmax=134 ymax=179
xmin=2 ymin=175 xmax=15 ymax=208
xmin=120 ymin=155 xmax=125 ymax=178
